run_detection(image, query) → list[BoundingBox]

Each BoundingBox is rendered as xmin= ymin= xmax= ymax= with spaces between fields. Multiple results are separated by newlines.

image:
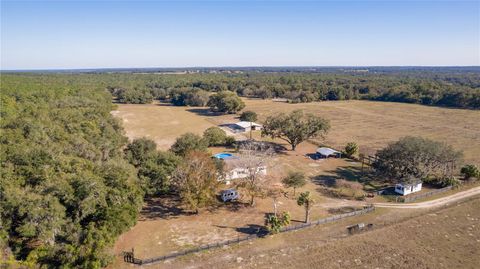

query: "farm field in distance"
xmin=115 ymin=98 xmax=480 ymax=164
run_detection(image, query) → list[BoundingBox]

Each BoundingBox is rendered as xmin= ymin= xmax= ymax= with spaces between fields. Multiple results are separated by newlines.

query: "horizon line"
xmin=2 ymin=65 xmax=480 ymax=72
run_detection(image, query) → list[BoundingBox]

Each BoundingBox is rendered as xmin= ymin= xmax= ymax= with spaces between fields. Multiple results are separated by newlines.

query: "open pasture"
xmin=115 ymin=99 xmax=480 ymax=164
xmin=205 ymin=98 xmax=480 ymax=164
xmin=112 ymin=102 xmax=215 ymax=150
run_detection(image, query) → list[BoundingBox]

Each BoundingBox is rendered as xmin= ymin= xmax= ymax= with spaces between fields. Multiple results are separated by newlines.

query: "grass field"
xmin=114 ymin=99 xmax=480 ymax=164
xmin=112 ymin=102 xmax=215 ymax=150
xmin=207 ymin=98 xmax=480 ymax=164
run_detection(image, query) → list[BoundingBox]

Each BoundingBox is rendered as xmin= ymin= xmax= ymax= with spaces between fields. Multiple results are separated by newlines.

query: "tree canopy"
xmin=170 ymin=88 xmax=209 ymax=106
xmin=262 ymin=110 xmax=330 ymax=150
xmin=171 ymin=151 xmax=219 ymax=213
xmin=203 ymin=127 xmax=228 ymax=146
xmin=0 ymin=75 xmax=143 ymax=268
xmin=240 ymin=111 xmax=258 ymax=122
xmin=170 ymin=133 xmax=208 ymax=156
xmin=374 ymin=136 xmax=463 ymax=183
xmin=207 ymin=91 xmax=245 ymax=114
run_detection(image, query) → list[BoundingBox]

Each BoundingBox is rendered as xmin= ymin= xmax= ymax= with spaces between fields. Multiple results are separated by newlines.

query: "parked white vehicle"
xmin=221 ymin=189 xmax=239 ymax=202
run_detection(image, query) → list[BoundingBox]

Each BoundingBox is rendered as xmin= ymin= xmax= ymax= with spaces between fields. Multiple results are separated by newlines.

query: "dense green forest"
xmin=104 ymin=70 xmax=480 ymax=109
xmin=0 ymin=75 xmax=143 ymax=268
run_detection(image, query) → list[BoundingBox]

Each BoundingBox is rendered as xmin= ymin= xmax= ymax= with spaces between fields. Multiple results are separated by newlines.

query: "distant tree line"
xmin=105 ymin=71 xmax=479 ymax=109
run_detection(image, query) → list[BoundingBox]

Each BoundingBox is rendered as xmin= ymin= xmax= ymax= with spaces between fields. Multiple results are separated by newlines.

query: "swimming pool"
xmin=213 ymin=153 xmax=234 ymax=159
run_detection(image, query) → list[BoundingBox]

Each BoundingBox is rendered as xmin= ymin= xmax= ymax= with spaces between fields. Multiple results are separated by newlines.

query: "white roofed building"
xmin=316 ymin=147 xmax=342 ymax=158
xmin=232 ymin=121 xmax=263 ymax=133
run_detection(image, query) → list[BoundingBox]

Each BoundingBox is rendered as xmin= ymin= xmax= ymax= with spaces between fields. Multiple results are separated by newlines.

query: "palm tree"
xmin=297 ymin=191 xmax=314 ymax=223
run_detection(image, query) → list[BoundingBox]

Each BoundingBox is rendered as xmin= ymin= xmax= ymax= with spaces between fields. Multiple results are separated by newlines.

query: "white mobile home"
xmin=395 ymin=180 xmax=422 ymax=196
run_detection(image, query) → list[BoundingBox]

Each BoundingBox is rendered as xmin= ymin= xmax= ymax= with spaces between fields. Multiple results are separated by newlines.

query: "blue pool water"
xmin=213 ymin=153 xmax=234 ymax=159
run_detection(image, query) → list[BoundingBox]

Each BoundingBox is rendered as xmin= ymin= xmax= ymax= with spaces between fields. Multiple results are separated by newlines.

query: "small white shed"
xmin=233 ymin=121 xmax=262 ymax=133
xmin=395 ymin=180 xmax=422 ymax=196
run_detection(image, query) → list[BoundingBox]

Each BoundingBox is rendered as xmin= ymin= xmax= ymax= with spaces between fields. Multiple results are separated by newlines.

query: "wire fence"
xmin=123 ymin=206 xmax=375 ymax=265
xmin=401 ymin=186 xmax=453 ymax=203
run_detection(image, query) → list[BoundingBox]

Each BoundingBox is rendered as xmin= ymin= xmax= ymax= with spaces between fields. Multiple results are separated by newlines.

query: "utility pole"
xmin=250 ymin=121 xmax=253 ymax=140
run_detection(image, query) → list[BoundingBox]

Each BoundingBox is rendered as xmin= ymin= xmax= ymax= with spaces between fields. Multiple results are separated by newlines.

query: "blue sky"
xmin=1 ymin=0 xmax=479 ymax=69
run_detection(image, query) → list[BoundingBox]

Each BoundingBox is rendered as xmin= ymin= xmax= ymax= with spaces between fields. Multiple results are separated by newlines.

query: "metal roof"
xmin=234 ymin=121 xmax=262 ymax=128
xmin=316 ymin=147 xmax=340 ymax=156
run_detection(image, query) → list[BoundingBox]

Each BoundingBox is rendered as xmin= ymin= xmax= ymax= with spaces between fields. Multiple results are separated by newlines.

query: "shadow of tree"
xmin=236 ymin=224 xmax=269 ymax=237
xmin=140 ymin=195 xmax=191 ymax=220
xmin=207 ymin=200 xmax=250 ymax=213
xmin=186 ymin=108 xmax=225 ymax=116
xmin=311 ymin=166 xmax=380 ymax=187
xmin=213 ymin=224 xmax=268 ymax=237
xmin=235 ymin=140 xmax=288 ymax=154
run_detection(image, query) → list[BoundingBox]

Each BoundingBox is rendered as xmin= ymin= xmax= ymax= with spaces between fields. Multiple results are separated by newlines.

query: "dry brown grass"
xmin=236 ymin=99 xmax=480 ymax=164
xmin=141 ymin=197 xmax=480 ymax=269
xmin=114 ymin=99 xmax=480 ymax=164
xmin=112 ymin=102 xmax=214 ymax=150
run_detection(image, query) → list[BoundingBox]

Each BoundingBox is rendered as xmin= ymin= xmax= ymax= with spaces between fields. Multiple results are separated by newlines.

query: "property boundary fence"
xmin=400 ymin=186 xmax=453 ymax=203
xmin=124 ymin=206 xmax=375 ymax=265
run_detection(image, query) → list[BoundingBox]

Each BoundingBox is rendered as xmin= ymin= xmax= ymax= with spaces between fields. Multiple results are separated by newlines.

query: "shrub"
xmin=460 ymin=164 xmax=480 ymax=180
xmin=282 ymin=171 xmax=306 ymax=196
xmin=440 ymin=176 xmax=461 ymax=187
xmin=225 ymin=136 xmax=236 ymax=147
xmin=344 ymin=142 xmax=358 ymax=158
xmin=239 ymin=111 xmax=258 ymax=122
xmin=265 ymin=212 xmax=291 ymax=234
xmin=203 ymin=127 xmax=227 ymax=146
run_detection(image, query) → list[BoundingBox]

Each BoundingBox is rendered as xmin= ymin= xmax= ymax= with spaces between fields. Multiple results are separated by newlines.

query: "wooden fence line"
xmin=124 ymin=206 xmax=375 ymax=265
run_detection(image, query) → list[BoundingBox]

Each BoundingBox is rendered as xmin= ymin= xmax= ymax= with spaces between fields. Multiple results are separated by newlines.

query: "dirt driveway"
xmin=374 ymin=186 xmax=480 ymax=209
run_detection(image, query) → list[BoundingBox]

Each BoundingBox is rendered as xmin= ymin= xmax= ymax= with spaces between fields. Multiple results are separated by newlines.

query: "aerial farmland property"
xmin=105 ymin=90 xmax=480 ymax=268
xmin=1 ymin=1 xmax=480 ymax=269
